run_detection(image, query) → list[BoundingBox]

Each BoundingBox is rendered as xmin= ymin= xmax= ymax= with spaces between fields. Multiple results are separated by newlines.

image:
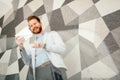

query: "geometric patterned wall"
xmin=0 ymin=0 xmax=120 ymax=80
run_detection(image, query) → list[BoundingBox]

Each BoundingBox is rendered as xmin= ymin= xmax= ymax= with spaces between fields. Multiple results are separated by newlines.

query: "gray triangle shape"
xmin=3 ymin=12 xmax=15 ymax=28
xmin=79 ymin=35 xmax=99 ymax=70
xmin=111 ymin=49 xmax=120 ymax=73
xmin=12 ymin=0 xmax=19 ymax=10
xmin=111 ymin=27 xmax=120 ymax=48
xmin=103 ymin=32 xmax=119 ymax=54
xmin=67 ymin=17 xmax=79 ymax=26
xmin=92 ymin=0 xmax=100 ymax=4
xmin=0 ymin=52 xmax=4 ymax=59
xmin=8 ymin=48 xmax=18 ymax=66
xmin=0 ymin=35 xmax=7 ymax=52
xmin=34 ymin=5 xmax=46 ymax=16
xmin=43 ymin=0 xmax=53 ymax=13
xmin=62 ymin=0 xmax=74 ymax=6
xmin=25 ymin=0 xmax=33 ymax=5
xmin=79 ymin=5 xmax=101 ymax=24
xmin=103 ymin=10 xmax=120 ymax=31
xmin=0 ymin=16 xmax=4 ymax=27
xmin=7 ymin=37 xmax=17 ymax=50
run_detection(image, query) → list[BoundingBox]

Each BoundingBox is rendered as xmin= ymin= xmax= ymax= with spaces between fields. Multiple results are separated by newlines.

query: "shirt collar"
xmin=32 ymin=31 xmax=45 ymax=37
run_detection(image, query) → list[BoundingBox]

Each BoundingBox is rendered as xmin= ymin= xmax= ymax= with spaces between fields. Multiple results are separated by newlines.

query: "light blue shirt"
xmin=33 ymin=33 xmax=49 ymax=67
xmin=20 ymin=31 xmax=67 ymax=69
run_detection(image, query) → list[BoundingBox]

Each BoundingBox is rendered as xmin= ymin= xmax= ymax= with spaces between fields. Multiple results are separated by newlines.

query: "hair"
xmin=27 ymin=15 xmax=41 ymax=22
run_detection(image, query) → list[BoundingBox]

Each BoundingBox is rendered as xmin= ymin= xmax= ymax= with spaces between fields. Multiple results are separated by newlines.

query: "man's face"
xmin=28 ymin=19 xmax=42 ymax=34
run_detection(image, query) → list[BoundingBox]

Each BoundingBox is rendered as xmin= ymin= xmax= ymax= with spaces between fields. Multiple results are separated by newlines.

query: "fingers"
xmin=15 ymin=36 xmax=25 ymax=45
xmin=31 ymin=42 xmax=40 ymax=48
xmin=31 ymin=42 xmax=44 ymax=48
xmin=15 ymin=36 xmax=25 ymax=49
xmin=16 ymin=36 xmax=25 ymax=41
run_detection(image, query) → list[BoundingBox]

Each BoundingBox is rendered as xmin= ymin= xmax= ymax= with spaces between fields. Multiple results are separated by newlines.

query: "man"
xmin=15 ymin=16 xmax=67 ymax=80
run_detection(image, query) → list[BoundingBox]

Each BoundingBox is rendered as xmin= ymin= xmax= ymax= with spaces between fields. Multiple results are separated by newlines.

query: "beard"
xmin=32 ymin=27 xmax=42 ymax=34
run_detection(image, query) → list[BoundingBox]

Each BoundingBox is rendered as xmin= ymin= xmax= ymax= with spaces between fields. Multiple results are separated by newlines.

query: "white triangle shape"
xmin=6 ymin=60 xmax=19 ymax=75
xmin=0 ymin=49 xmax=11 ymax=63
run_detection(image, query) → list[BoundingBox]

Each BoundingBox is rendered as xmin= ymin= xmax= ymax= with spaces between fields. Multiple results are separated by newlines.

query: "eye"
xmin=34 ymin=23 xmax=36 ymax=25
xmin=30 ymin=25 xmax=33 ymax=27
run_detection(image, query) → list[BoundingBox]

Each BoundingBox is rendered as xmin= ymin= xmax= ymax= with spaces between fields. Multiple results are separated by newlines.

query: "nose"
xmin=33 ymin=24 xmax=37 ymax=28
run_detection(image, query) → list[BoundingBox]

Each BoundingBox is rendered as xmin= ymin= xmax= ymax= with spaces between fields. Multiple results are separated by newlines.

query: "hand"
xmin=15 ymin=36 xmax=25 ymax=49
xmin=31 ymin=42 xmax=45 ymax=48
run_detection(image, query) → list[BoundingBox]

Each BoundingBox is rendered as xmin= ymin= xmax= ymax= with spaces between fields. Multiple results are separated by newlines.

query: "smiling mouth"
xmin=33 ymin=27 xmax=39 ymax=30
xmin=32 ymin=27 xmax=42 ymax=34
